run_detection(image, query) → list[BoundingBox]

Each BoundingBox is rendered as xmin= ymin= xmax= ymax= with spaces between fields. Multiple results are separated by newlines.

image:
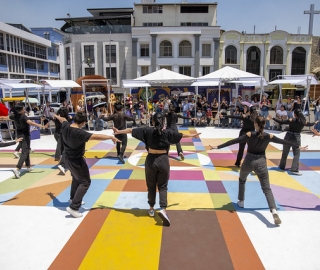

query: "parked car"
xmin=50 ymin=103 xmax=62 ymax=113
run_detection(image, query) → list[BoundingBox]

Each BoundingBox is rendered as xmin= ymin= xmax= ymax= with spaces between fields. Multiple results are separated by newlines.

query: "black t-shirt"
xmin=273 ymin=118 xmax=315 ymax=133
xmin=102 ymin=112 xmax=135 ymax=130
xmin=61 ymin=121 xmax=92 ymax=158
xmin=132 ymin=127 xmax=182 ymax=151
xmin=9 ymin=113 xmax=30 ymax=136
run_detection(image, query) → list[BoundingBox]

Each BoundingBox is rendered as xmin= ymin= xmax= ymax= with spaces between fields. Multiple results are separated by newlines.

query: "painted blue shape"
xmin=299 ymin=152 xmax=320 ymax=159
xmin=168 ymin=180 xmax=209 ymax=193
xmin=0 ymin=190 xmax=23 ymax=204
xmin=300 ymin=159 xmax=320 ymax=166
xmin=33 ymin=165 xmax=56 ymax=169
xmin=114 ymin=170 xmax=133 ymax=179
xmin=195 ymin=146 xmax=205 ymax=150
xmin=95 ymin=158 xmax=123 ymax=166
xmin=46 ymin=180 xmax=111 ymax=209
xmin=288 ymin=171 xmax=320 ymax=195
xmin=222 ymin=181 xmax=283 ymax=211
xmin=113 ymin=191 xmax=152 ymax=209
xmin=192 ymin=138 xmax=202 ymax=142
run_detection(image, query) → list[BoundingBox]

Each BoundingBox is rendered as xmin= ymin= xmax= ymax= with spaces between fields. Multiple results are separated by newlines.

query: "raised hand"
xmin=299 ymin=145 xmax=308 ymax=150
xmin=15 ymin=137 xmax=23 ymax=143
xmin=112 ymin=137 xmax=121 ymax=144
xmin=311 ymin=128 xmax=320 ymax=137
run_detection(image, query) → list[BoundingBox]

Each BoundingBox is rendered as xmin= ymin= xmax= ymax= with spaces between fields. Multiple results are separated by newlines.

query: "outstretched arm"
xmin=113 ymin=127 xmax=133 ymax=134
xmin=26 ymin=119 xmax=49 ymax=129
xmin=210 ymin=133 xmax=250 ymax=149
xmin=0 ymin=137 xmax=23 ymax=148
xmin=90 ymin=134 xmax=121 ymax=144
xmin=0 ymin=116 xmax=10 ymax=121
xmin=182 ymin=132 xmax=201 ymax=138
xmin=269 ymin=134 xmax=307 ymax=150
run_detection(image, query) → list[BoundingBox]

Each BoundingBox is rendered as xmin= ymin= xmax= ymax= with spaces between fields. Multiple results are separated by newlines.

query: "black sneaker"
xmin=118 ymin=154 xmax=125 ymax=164
xmin=289 ymin=170 xmax=302 ymax=176
xmin=158 ymin=209 xmax=170 ymax=226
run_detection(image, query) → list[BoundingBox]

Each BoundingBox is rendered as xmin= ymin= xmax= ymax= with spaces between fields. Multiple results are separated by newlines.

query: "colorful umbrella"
xmin=0 ymin=103 xmax=9 ymax=116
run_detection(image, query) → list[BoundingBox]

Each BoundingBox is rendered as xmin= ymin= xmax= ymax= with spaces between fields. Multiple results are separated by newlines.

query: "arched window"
xmin=225 ymin=45 xmax=237 ymax=64
xmin=179 ymin=40 xmax=192 ymax=57
xmin=159 ymin=40 xmax=172 ymax=57
xmin=246 ymin=46 xmax=261 ymax=75
xmin=270 ymin=46 xmax=283 ymax=64
xmin=291 ymin=47 xmax=306 ymax=75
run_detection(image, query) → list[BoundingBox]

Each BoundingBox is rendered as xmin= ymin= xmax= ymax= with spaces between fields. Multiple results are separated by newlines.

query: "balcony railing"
xmin=65 ymin=25 xmax=131 ymax=34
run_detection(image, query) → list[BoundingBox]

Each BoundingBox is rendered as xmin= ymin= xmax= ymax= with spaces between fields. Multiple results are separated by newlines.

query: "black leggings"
xmin=115 ymin=134 xmax=128 ymax=155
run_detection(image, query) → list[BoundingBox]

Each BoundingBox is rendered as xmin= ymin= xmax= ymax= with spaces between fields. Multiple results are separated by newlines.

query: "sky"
xmin=0 ymin=0 xmax=320 ymax=35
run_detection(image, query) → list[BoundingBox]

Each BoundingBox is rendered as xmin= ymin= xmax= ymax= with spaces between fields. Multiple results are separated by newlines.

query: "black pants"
xmin=17 ymin=134 xmax=31 ymax=169
xmin=54 ymin=133 xmax=62 ymax=160
xmin=66 ymin=157 xmax=91 ymax=211
xmin=145 ymin=153 xmax=170 ymax=208
xmin=166 ymin=125 xmax=182 ymax=155
xmin=235 ymin=129 xmax=251 ymax=166
xmin=115 ymin=134 xmax=128 ymax=156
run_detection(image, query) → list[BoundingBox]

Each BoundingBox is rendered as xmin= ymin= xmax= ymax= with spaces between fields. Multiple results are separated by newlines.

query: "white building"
xmin=0 ymin=21 xmax=60 ymax=81
xmin=132 ymin=1 xmax=220 ymax=78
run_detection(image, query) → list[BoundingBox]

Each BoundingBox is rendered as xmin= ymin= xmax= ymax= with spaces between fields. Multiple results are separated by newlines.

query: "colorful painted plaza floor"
xmin=0 ymin=127 xmax=320 ymax=270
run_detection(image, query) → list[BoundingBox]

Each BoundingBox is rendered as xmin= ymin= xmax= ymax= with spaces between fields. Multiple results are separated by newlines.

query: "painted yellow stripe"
xmin=79 ymin=209 xmax=162 ymax=270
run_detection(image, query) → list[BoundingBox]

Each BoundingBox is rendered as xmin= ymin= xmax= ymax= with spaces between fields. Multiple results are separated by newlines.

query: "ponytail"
xmin=294 ymin=109 xmax=306 ymax=124
xmin=152 ymin=113 xmax=164 ymax=137
xmin=255 ymin=116 xmax=265 ymax=139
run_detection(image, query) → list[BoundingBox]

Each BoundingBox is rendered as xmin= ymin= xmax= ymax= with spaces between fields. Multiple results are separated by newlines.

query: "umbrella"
xmin=179 ymin=92 xmax=195 ymax=97
xmin=240 ymin=101 xmax=252 ymax=107
xmin=0 ymin=103 xmax=9 ymax=116
xmin=93 ymin=102 xmax=107 ymax=109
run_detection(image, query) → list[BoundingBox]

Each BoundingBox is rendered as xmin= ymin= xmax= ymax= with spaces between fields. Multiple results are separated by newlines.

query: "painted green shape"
xmin=210 ymin=194 xmax=235 ymax=211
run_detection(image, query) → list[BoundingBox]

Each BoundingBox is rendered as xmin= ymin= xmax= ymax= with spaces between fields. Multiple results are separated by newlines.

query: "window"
xmin=291 ymin=47 xmax=306 ymax=75
xmin=48 ymin=48 xmax=55 ymax=57
xmin=159 ymin=66 xmax=172 ymax=70
xmin=36 ymin=45 xmax=46 ymax=59
xmin=37 ymin=61 xmax=44 ymax=71
xmin=246 ymin=46 xmax=260 ymax=75
xmin=143 ymin=5 xmax=163 ymax=13
xmin=25 ymin=59 xmax=36 ymax=69
xmin=181 ymin=5 xmax=208 ymax=13
xmin=269 ymin=69 xmax=282 ymax=81
xmin=225 ymin=45 xmax=237 ymax=64
xmin=140 ymin=44 xmax=149 ymax=57
xmin=106 ymin=67 xmax=117 ymax=85
xmin=181 ymin=22 xmax=208 ymax=26
xmin=270 ymin=46 xmax=283 ymax=64
xmin=66 ymin=47 xmax=70 ymax=65
xmin=67 ymin=69 xmax=71 ymax=80
xmin=23 ymin=41 xmax=35 ymax=57
xmin=0 ymin=33 xmax=5 ymax=50
xmin=179 ymin=40 xmax=192 ymax=57
xmin=141 ymin=66 xmax=149 ymax=76
xmin=202 ymin=66 xmax=210 ymax=76
xmin=8 ymin=55 xmax=11 ymax=72
xmin=84 ymin=45 xmax=95 ymax=63
xmin=44 ymin=32 xmax=50 ymax=40
xmin=179 ymin=66 xmax=191 ymax=76
xmin=6 ymin=35 xmax=10 ymax=51
xmin=202 ymin=44 xmax=211 ymax=57
xmin=142 ymin=22 xmax=163 ymax=27
xmin=50 ymin=63 xmax=59 ymax=73
xmin=159 ymin=40 xmax=172 ymax=57
xmin=10 ymin=36 xmax=14 ymax=52
xmin=85 ymin=68 xmax=95 ymax=76
xmin=0 ymin=53 xmax=6 ymax=65
xmin=105 ymin=45 xmax=116 ymax=63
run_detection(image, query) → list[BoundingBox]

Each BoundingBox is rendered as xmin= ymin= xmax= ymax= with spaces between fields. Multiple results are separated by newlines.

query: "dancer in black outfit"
xmin=164 ymin=104 xmax=193 ymax=160
xmin=223 ymin=106 xmax=257 ymax=167
xmin=2 ymin=104 xmax=49 ymax=178
xmin=100 ymin=103 xmax=136 ymax=164
xmin=210 ymin=116 xmax=307 ymax=225
xmin=113 ymin=113 xmax=201 ymax=226
xmin=55 ymin=112 xmax=120 ymax=218
xmin=271 ymin=109 xmax=317 ymax=175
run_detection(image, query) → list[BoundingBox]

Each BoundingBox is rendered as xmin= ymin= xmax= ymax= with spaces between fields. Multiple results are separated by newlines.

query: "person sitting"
xmin=196 ymin=109 xmax=203 ymax=126
xmin=231 ymin=106 xmax=241 ymax=128
xmin=274 ymin=105 xmax=288 ymax=130
xmin=92 ymin=107 xmax=105 ymax=131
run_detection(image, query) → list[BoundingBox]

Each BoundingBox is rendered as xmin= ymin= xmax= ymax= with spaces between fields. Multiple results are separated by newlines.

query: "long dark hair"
xmin=255 ymin=116 xmax=265 ymax=139
xmin=249 ymin=106 xmax=258 ymax=122
xmin=153 ymin=113 xmax=164 ymax=136
xmin=294 ymin=109 xmax=306 ymax=124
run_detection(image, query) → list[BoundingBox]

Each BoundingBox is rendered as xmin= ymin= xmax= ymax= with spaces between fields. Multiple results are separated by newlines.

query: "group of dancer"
xmin=0 ymin=101 xmax=317 ymax=226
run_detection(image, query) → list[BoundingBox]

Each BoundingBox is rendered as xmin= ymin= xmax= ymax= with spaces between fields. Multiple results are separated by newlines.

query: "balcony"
xmin=65 ymin=25 xmax=131 ymax=35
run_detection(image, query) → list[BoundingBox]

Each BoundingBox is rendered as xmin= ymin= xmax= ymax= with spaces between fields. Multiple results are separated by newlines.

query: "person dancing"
xmin=223 ymin=106 xmax=258 ymax=167
xmin=271 ymin=109 xmax=317 ymax=175
xmin=210 ymin=116 xmax=306 ymax=225
xmin=55 ymin=112 xmax=120 ymax=218
xmin=100 ymin=103 xmax=136 ymax=164
xmin=164 ymin=103 xmax=193 ymax=161
xmin=113 ymin=113 xmax=201 ymax=226
xmin=1 ymin=104 xmax=49 ymax=178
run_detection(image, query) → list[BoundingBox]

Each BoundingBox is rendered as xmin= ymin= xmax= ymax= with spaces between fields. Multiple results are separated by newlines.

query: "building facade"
xmin=132 ymin=2 xmax=220 ymax=78
xmin=0 ymin=22 xmax=59 ymax=81
xmin=56 ymin=8 xmax=133 ymax=93
xmin=220 ymin=30 xmax=313 ymax=81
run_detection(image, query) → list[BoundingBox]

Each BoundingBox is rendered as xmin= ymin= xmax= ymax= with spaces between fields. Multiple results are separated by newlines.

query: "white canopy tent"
xmin=269 ymin=74 xmax=319 ymax=113
xmin=122 ymin=69 xmax=195 ymax=126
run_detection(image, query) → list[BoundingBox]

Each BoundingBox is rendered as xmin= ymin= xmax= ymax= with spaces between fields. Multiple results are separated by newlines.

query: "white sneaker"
xmin=13 ymin=152 xmax=20 ymax=158
xmin=66 ymin=206 xmax=83 ymax=218
xmin=158 ymin=209 xmax=170 ymax=226
xmin=148 ymin=209 xmax=155 ymax=217
xmin=26 ymin=167 xmax=34 ymax=172
xmin=237 ymin=200 xmax=244 ymax=208
xmin=272 ymin=209 xmax=282 ymax=225
xmin=12 ymin=169 xmax=20 ymax=178
xmin=179 ymin=152 xmax=185 ymax=161
xmin=68 ymin=199 xmax=85 ymax=205
xmin=58 ymin=165 xmax=66 ymax=175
